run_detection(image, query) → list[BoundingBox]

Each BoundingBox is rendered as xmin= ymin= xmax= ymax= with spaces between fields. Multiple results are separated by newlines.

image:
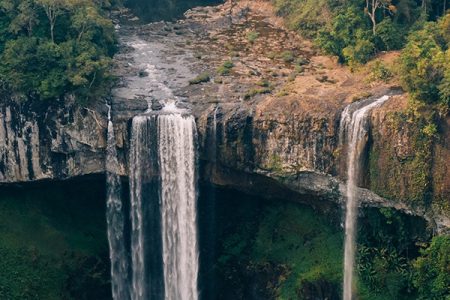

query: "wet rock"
xmin=138 ymin=70 xmax=149 ymax=77
xmin=151 ymin=99 xmax=164 ymax=111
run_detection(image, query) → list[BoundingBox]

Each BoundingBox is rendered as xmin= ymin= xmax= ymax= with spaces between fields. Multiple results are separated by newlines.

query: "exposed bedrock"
xmin=0 ymin=2 xmax=448 ymax=232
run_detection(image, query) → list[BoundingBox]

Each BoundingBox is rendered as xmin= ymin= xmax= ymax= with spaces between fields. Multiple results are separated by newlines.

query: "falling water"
xmin=129 ymin=115 xmax=164 ymax=300
xmin=159 ymin=114 xmax=199 ymax=300
xmin=129 ymin=112 xmax=199 ymax=300
xmin=340 ymin=95 xmax=390 ymax=300
xmin=106 ymin=104 xmax=130 ymax=300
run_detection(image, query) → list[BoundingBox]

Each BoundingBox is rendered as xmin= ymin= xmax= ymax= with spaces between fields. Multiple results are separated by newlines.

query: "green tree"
xmin=399 ymin=13 xmax=449 ymax=104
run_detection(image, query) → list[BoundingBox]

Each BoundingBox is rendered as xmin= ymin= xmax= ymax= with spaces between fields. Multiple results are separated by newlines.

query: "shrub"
xmin=246 ymin=31 xmax=259 ymax=44
xmin=217 ymin=60 xmax=234 ymax=76
xmin=368 ymin=61 xmax=393 ymax=82
xmin=343 ymin=38 xmax=376 ymax=67
xmin=189 ymin=72 xmax=210 ymax=84
xmin=280 ymin=50 xmax=295 ymax=63
xmin=244 ymin=87 xmax=272 ymax=100
xmin=413 ymin=235 xmax=450 ymax=300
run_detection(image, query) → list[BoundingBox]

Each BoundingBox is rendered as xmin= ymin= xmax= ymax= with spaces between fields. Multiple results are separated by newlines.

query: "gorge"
xmin=0 ymin=0 xmax=449 ymax=299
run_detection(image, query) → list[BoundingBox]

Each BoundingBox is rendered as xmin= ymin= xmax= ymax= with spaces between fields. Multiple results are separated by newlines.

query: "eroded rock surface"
xmin=0 ymin=2 xmax=448 ymax=230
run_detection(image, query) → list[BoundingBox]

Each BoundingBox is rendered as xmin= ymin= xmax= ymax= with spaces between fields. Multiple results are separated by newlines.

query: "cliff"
xmin=0 ymin=2 xmax=448 ymax=230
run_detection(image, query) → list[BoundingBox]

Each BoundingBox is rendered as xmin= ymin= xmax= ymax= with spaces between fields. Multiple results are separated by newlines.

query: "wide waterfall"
xmin=340 ymin=95 xmax=390 ymax=300
xmin=106 ymin=104 xmax=130 ymax=300
xmin=129 ymin=111 xmax=199 ymax=300
xmin=159 ymin=114 xmax=199 ymax=300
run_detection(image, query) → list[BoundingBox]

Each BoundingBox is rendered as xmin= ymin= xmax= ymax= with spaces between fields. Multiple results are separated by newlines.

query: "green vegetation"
xmin=0 ymin=178 xmax=110 ymax=299
xmin=208 ymin=189 xmax=448 ymax=300
xmin=273 ymin=0 xmax=448 ymax=69
xmin=399 ymin=14 xmax=450 ymax=106
xmin=189 ymin=71 xmax=210 ymax=84
xmin=367 ymin=60 xmax=393 ymax=82
xmin=217 ymin=60 xmax=234 ymax=75
xmin=0 ymin=0 xmax=117 ymax=102
xmin=246 ymin=30 xmax=259 ymax=43
xmin=244 ymin=87 xmax=272 ymax=100
xmin=413 ymin=235 xmax=450 ymax=300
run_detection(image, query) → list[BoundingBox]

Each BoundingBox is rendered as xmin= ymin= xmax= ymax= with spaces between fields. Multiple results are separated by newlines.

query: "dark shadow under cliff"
xmin=0 ymin=176 xmax=111 ymax=299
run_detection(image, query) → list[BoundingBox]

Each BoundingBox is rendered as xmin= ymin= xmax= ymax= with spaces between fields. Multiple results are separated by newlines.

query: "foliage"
xmin=413 ymin=235 xmax=450 ymax=300
xmin=0 ymin=0 xmax=116 ymax=102
xmin=356 ymin=208 xmax=431 ymax=299
xmin=246 ymin=30 xmax=259 ymax=44
xmin=217 ymin=60 xmax=234 ymax=75
xmin=275 ymin=0 xmax=449 ymax=67
xmin=399 ymin=13 xmax=450 ymax=105
xmin=368 ymin=60 xmax=393 ymax=82
xmin=243 ymin=87 xmax=272 ymax=100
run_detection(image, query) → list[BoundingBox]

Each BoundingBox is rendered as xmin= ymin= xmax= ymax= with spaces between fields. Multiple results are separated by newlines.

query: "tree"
xmin=399 ymin=13 xmax=449 ymax=104
xmin=9 ymin=0 xmax=39 ymax=36
xmin=365 ymin=0 xmax=397 ymax=34
xmin=35 ymin=0 xmax=66 ymax=42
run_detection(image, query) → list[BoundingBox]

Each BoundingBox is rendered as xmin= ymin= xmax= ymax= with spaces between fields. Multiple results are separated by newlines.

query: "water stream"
xmin=340 ymin=95 xmax=390 ymax=300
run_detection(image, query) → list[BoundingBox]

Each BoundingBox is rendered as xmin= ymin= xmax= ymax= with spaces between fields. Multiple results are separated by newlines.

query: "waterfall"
xmin=106 ymin=104 xmax=130 ymax=300
xmin=159 ymin=114 xmax=199 ymax=300
xmin=129 ymin=112 xmax=199 ymax=300
xmin=340 ymin=95 xmax=390 ymax=300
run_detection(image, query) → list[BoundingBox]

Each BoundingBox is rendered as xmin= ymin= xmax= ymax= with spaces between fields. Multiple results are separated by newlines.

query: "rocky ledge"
xmin=0 ymin=1 xmax=448 ymax=231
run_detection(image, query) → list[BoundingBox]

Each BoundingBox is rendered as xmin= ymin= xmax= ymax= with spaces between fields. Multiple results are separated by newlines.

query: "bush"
xmin=189 ymin=72 xmax=210 ymax=84
xmin=413 ymin=235 xmax=450 ymax=300
xmin=217 ymin=60 xmax=234 ymax=75
xmin=280 ymin=50 xmax=295 ymax=63
xmin=246 ymin=31 xmax=259 ymax=44
xmin=368 ymin=61 xmax=393 ymax=82
xmin=343 ymin=38 xmax=376 ymax=67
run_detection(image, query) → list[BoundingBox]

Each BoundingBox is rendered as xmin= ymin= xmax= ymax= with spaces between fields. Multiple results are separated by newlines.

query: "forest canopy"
xmin=0 ymin=0 xmax=117 ymax=102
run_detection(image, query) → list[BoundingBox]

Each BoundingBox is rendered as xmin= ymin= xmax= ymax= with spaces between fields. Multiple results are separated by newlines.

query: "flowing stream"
xmin=340 ymin=95 xmax=390 ymax=300
xmin=106 ymin=104 xmax=130 ymax=300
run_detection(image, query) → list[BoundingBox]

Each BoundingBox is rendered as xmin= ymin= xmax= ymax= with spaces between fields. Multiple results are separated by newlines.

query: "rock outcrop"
xmin=0 ymin=2 xmax=448 ymax=231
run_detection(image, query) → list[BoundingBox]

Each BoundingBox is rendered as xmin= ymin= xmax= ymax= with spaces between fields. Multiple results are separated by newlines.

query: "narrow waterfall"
xmin=340 ymin=95 xmax=390 ymax=300
xmin=129 ymin=112 xmax=199 ymax=300
xmin=106 ymin=104 xmax=130 ymax=300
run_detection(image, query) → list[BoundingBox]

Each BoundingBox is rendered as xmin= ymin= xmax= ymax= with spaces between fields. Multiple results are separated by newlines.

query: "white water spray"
xmin=340 ymin=95 xmax=390 ymax=300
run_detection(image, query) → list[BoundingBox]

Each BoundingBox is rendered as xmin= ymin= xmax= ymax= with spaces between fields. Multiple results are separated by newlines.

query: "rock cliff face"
xmin=0 ymin=2 xmax=448 ymax=230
